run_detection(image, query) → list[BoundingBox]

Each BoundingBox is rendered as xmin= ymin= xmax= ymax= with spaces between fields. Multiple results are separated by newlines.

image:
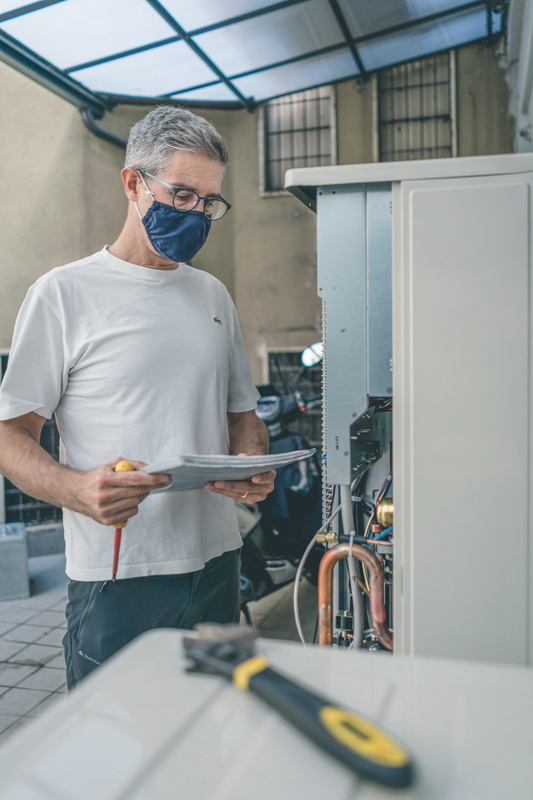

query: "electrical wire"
xmin=362 ymin=476 xmax=392 ymax=590
xmin=293 ymin=500 xmax=342 ymax=645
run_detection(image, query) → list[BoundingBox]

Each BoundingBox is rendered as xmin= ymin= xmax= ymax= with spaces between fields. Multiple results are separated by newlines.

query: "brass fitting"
xmin=376 ymin=497 xmax=393 ymax=528
xmin=316 ymin=530 xmax=337 ymax=544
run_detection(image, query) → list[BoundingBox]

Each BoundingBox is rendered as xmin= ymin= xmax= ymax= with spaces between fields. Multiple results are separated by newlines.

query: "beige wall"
xmin=0 ymin=40 xmax=513 ymax=383
xmin=0 ymin=60 xmax=129 ymax=348
xmin=456 ymin=43 xmax=513 ymax=156
xmin=199 ymin=106 xmax=319 ymax=383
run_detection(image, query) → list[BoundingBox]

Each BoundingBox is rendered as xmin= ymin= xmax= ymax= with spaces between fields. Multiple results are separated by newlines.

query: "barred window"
xmin=378 ymin=52 xmax=455 ymax=162
xmin=0 ymin=353 xmax=62 ymax=526
xmin=261 ymin=86 xmax=335 ymax=193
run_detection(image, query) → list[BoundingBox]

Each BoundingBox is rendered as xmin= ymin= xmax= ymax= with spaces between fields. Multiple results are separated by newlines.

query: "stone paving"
xmin=0 ymin=552 xmax=318 ymax=748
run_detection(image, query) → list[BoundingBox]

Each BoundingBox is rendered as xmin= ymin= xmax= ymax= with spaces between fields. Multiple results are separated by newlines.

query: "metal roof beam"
xmin=144 ymin=0 xmax=255 ymax=111
xmin=65 ymin=36 xmax=181 ymax=74
xmin=0 ymin=0 xmax=64 ymax=25
xmin=227 ymin=41 xmax=347 ymax=82
xmin=326 ymin=0 xmax=366 ymax=76
xmin=98 ymin=92 xmax=245 ymax=111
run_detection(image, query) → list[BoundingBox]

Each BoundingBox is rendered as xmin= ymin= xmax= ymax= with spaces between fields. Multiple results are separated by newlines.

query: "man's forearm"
xmin=0 ymin=415 xmax=171 ymax=525
xmin=227 ymin=410 xmax=269 ymax=456
xmin=0 ymin=420 xmax=81 ymax=509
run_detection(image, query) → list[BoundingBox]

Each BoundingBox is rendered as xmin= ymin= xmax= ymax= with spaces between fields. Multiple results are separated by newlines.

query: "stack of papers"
xmin=142 ymin=450 xmax=316 ymax=492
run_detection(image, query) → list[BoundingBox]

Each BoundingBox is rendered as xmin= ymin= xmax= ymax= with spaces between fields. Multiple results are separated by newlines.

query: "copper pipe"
xmin=318 ymin=543 xmax=393 ymax=650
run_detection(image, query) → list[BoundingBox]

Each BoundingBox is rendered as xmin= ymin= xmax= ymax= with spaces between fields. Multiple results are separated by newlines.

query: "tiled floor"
xmin=0 ymin=553 xmax=68 ymax=746
xmin=0 ymin=552 xmax=318 ymax=748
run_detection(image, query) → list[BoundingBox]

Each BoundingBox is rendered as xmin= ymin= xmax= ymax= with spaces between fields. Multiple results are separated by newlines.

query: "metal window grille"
xmin=0 ymin=353 xmax=62 ymax=525
xmin=378 ymin=52 xmax=454 ymax=162
xmin=267 ymin=351 xmax=322 ymax=457
xmin=263 ymin=86 xmax=334 ymax=192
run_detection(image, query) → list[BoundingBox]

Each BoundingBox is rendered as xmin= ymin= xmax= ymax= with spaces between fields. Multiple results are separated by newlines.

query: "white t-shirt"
xmin=0 ymin=247 xmax=259 ymax=580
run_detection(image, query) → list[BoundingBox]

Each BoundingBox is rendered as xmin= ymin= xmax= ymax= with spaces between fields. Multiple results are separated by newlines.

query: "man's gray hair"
xmin=125 ymin=105 xmax=229 ymax=175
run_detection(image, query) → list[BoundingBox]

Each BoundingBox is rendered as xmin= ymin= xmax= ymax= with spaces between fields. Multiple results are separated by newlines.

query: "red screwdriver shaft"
xmin=112 ymin=528 xmax=122 ymax=582
xmin=112 ymin=460 xmax=135 ymax=581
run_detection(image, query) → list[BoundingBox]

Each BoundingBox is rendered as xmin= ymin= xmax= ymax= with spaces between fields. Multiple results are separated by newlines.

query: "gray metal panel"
xmin=367 ymin=184 xmax=393 ymax=397
xmin=317 ymin=184 xmax=368 ymax=486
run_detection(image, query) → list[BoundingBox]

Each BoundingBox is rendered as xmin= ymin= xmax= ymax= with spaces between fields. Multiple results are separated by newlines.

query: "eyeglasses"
xmin=139 ymin=170 xmax=231 ymax=221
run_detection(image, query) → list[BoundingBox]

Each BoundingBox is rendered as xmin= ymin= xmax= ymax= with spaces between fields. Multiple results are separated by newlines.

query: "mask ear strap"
xmin=134 ymin=169 xmax=154 ymax=221
xmin=138 ymin=170 xmax=155 ymax=199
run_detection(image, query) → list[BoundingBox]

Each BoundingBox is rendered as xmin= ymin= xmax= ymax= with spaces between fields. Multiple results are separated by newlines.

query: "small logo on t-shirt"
xmin=213 ymin=317 xmax=222 ymax=325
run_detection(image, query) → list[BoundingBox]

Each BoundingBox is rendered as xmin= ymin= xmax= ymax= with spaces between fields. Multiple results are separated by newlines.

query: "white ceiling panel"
xmin=233 ymin=48 xmax=357 ymax=101
xmin=0 ymin=0 xmax=54 ymax=15
xmin=358 ymin=5 xmax=489 ymax=72
xmin=73 ymin=40 xmax=217 ymax=98
xmin=160 ymin=0 xmax=289 ymax=32
xmin=338 ymin=0 xmax=476 ymax=39
xmin=194 ymin=0 xmax=343 ymax=76
xmin=0 ymin=0 xmax=175 ymax=70
xmin=171 ymin=83 xmax=239 ymax=102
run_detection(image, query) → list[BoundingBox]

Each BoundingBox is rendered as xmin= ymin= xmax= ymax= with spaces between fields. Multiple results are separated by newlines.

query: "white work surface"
xmin=0 ymin=630 xmax=531 ymax=800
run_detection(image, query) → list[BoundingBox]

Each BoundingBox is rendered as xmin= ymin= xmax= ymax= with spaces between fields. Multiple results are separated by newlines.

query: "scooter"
xmin=238 ymin=344 xmax=324 ymax=623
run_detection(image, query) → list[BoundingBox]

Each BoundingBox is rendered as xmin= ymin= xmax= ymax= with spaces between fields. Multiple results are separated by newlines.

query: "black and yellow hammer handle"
xmin=233 ymin=655 xmax=414 ymax=789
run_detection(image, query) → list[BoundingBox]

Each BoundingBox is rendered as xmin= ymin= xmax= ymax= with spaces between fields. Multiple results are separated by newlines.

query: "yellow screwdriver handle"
xmin=114 ymin=460 xmax=134 ymax=528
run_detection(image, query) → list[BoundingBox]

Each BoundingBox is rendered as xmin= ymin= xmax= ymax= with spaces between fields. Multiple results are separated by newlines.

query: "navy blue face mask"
xmin=139 ymin=200 xmax=211 ymax=263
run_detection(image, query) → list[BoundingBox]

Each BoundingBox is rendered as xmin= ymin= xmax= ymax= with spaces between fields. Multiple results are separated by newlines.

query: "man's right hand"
xmin=70 ymin=457 xmax=171 ymax=527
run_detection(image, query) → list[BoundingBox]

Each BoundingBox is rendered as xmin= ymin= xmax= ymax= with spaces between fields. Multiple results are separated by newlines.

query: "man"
xmin=0 ymin=106 xmax=274 ymax=688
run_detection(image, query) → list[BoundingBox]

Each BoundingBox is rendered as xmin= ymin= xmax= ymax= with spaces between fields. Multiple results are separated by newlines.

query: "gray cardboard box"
xmin=0 ymin=523 xmax=29 ymax=601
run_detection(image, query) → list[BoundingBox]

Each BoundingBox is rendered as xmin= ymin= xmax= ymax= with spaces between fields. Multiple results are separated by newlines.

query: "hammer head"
xmin=183 ymin=624 xmax=258 ymax=678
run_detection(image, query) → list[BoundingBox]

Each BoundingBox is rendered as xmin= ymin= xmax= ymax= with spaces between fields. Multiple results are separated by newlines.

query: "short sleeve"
xmin=0 ymin=288 xmax=68 ymax=421
xmin=227 ymin=304 xmax=260 ymax=413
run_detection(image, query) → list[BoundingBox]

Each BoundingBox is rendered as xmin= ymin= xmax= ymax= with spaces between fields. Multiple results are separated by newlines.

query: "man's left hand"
xmin=205 ymin=453 xmax=275 ymax=504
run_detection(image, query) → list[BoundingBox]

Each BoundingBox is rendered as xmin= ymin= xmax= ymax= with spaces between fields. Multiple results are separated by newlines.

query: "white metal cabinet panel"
xmin=393 ymin=174 xmax=532 ymax=665
xmin=0 ymin=631 xmax=532 ymax=799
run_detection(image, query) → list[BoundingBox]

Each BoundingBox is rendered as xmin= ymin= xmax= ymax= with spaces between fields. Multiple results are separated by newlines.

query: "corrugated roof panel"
xmin=0 ymin=0 xmax=175 ymax=70
xmin=72 ymin=39 xmax=218 ymax=98
xmin=194 ymin=0 xmax=344 ymax=76
xmin=338 ymin=0 xmax=477 ymax=39
xmin=358 ymin=4 xmax=491 ymax=71
xmin=159 ymin=0 xmax=286 ymax=32
xmin=233 ymin=47 xmax=357 ymax=101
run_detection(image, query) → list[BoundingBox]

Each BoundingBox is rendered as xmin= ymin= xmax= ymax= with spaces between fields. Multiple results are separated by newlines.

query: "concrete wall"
xmin=0 ymin=39 xmax=514 ymax=383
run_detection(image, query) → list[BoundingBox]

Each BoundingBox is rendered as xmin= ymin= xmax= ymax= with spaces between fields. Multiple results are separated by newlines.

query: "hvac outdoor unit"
xmin=286 ymin=153 xmax=533 ymax=667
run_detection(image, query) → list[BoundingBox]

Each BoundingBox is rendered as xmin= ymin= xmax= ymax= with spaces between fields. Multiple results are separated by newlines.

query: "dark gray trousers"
xmin=63 ymin=548 xmax=240 ymax=689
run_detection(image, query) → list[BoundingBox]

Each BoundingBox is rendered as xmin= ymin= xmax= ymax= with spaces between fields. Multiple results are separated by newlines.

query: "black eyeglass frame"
xmin=138 ymin=169 xmax=231 ymax=220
